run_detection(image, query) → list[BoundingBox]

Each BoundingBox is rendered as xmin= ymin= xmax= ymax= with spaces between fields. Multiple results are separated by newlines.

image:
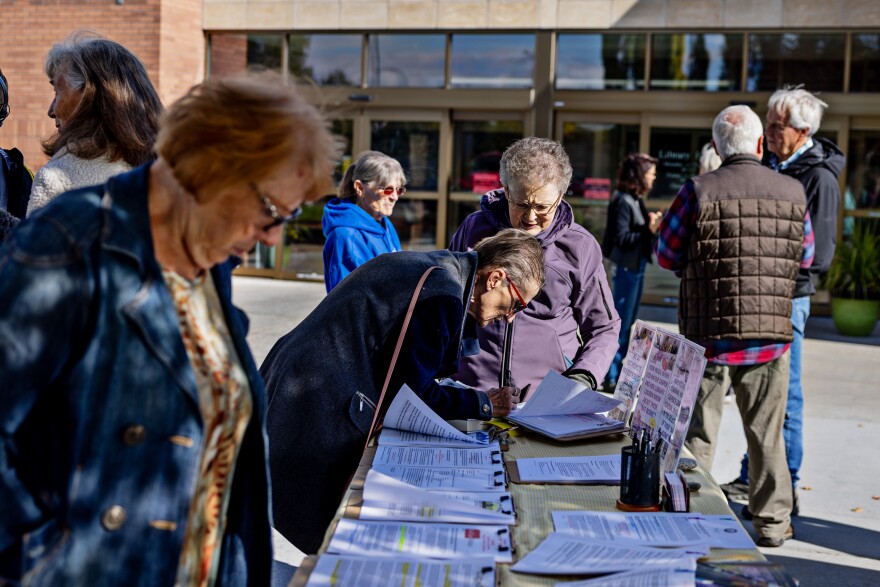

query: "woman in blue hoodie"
xmin=322 ymin=150 xmax=405 ymax=291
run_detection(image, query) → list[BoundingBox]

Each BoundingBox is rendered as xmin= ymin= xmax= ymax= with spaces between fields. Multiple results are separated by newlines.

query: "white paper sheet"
xmin=305 ymin=554 xmax=496 ymax=587
xmin=554 ymin=561 xmax=696 ymax=587
xmin=361 ymin=470 xmax=514 ymax=524
xmin=370 ymin=464 xmax=507 ymax=491
xmin=385 ymin=384 xmax=486 ymax=444
xmin=506 ymin=412 xmax=624 ymax=440
xmin=510 ymin=533 xmax=706 ymax=575
xmin=608 ymin=321 xmax=656 ymax=423
xmin=552 ymin=511 xmax=755 ymax=549
xmin=511 ymin=371 xmax=622 ymax=418
xmin=378 ymin=428 xmax=493 ymax=448
xmin=327 ymin=518 xmax=513 ymax=563
xmin=513 ymin=454 xmax=621 ymax=484
xmin=372 ymin=445 xmax=503 ymax=468
xmin=632 ymin=332 xmax=680 ymax=435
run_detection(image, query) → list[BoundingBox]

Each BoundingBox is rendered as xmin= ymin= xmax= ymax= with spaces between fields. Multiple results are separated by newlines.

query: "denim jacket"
xmin=0 ymin=165 xmax=273 ymax=586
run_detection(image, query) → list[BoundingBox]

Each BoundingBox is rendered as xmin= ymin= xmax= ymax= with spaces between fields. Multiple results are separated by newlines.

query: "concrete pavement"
xmin=232 ymin=275 xmax=880 ymax=587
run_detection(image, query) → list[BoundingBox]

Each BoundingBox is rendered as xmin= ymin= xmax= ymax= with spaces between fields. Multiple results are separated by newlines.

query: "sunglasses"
xmin=371 ymin=185 xmax=407 ymax=197
xmin=506 ymin=276 xmax=527 ymax=316
xmin=250 ymin=182 xmax=302 ymax=230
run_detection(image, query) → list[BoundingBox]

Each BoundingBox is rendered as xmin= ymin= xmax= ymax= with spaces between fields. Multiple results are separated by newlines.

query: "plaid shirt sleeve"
xmin=801 ymin=210 xmax=815 ymax=269
xmin=655 ymin=180 xmax=698 ymax=276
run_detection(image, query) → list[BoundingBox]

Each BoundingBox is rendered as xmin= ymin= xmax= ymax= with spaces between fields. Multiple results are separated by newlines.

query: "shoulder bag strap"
xmin=363 ymin=265 xmax=441 ymax=448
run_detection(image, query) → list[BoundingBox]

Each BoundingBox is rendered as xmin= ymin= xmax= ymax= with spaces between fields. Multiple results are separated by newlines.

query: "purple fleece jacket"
xmin=449 ymin=189 xmax=621 ymax=391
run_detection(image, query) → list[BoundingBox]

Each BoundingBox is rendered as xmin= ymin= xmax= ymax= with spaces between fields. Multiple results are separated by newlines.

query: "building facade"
xmin=205 ymin=0 xmax=880 ymax=307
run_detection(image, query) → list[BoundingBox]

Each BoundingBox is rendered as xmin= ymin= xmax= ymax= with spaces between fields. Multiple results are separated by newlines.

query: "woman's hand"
xmin=485 ymin=386 xmax=521 ymax=417
xmin=648 ymin=210 xmax=664 ymax=234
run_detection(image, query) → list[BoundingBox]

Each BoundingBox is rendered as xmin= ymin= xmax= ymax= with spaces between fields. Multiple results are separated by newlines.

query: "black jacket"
xmin=770 ymin=138 xmax=845 ymax=297
xmin=602 ymin=191 xmax=654 ymax=272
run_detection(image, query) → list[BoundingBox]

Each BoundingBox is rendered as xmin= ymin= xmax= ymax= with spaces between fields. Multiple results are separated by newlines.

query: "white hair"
xmin=767 ymin=87 xmax=827 ymax=136
xmin=712 ymin=106 xmax=763 ymax=160
xmin=698 ymin=142 xmax=722 ymax=175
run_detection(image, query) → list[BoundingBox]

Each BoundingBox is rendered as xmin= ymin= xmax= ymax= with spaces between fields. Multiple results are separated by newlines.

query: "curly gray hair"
xmin=499 ymin=137 xmax=573 ymax=194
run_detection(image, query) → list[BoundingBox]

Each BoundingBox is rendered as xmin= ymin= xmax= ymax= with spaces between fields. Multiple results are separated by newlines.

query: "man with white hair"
xmin=655 ymin=105 xmax=815 ymax=547
xmin=724 ymin=89 xmax=844 ymax=517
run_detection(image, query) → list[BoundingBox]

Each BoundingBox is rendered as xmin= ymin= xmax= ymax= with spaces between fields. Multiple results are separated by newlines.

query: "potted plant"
xmin=823 ymin=223 xmax=880 ymax=336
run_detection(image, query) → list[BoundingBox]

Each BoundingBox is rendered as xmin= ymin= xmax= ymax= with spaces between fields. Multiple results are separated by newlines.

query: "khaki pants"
xmin=686 ymin=351 xmax=793 ymax=539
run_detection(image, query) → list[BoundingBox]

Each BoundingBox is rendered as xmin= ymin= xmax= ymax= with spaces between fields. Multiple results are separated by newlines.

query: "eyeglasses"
xmin=250 ymin=182 xmax=302 ymax=230
xmin=506 ymin=276 xmax=527 ymax=316
xmin=507 ymin=190 xmax=564 ymax=217
xmin=370 ymin=185 xmax=407 ymax=197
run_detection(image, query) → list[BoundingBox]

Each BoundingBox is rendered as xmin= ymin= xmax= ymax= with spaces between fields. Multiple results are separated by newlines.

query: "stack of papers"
xmin=509 ymin=455 xmax=621 ymax=485
xmin=506 ymin=371 xmax=626 ymax=440
xmin=305 ymin=554 xmax=496 ymax=587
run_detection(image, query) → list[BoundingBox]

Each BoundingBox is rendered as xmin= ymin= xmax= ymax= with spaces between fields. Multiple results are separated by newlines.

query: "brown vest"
xmin=680 ymin=155 xmax=806 ymax=341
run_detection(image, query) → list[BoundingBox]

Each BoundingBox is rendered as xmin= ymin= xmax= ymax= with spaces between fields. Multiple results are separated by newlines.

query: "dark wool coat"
xmin=261 ymin=250 xmax=488 ymax=554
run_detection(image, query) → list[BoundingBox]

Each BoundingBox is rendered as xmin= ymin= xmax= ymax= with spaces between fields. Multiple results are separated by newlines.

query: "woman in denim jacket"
xmin=0 ymin=76 xmax=339 ymax=586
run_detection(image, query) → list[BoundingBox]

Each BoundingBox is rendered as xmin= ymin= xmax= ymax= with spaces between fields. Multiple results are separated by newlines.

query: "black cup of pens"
xmin=617 ymin=433 xmax=661 ymax=511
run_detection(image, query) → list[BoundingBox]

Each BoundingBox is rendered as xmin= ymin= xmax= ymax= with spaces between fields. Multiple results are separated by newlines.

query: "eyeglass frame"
xmin=359 ymin=181 xmax=407 ymax=197
xmin=506 ymin=275 xmax=528 ymax=317
xmin=505 ymin=185 xmax=565 ymax=217
xmin=250 ymin=182 xmax=303 ymax=230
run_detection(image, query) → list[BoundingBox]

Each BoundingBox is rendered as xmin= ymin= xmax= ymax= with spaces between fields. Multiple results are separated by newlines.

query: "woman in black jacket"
xmin=601 ymin=153 xmax=661 ymax=389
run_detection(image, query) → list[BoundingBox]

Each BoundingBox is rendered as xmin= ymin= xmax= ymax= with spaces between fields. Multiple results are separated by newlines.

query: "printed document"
xmin=370 ymin=464 xmax=507 ymax=491
xmin=607 ymin=321 xmax=656 ymax=424
xmin=360 ymin=470 xmax=514 ymax=524
xmin=328 ymin=518 xmax=513 ymax=563
xmin=554 ymin=561 xmax=696 ymax=587
xmin=510 ymin=533 xmax=706 ymax=574
xmin=305 ymin=554 xmax=496 ymax=587
xmin=372 ymin=445 xmax=502 ymax=468
xmin=512 ymin=455 xmax=621 ymax=484
xmin=384 ymin=384 xmax=487 ymax=444
xmin=552 ymin=511 xmax=755 ymax=549
xmin=378 ymin=428 xmax=493 ymax=448
xmin=506 ymin=371 xmax=624 ymax=440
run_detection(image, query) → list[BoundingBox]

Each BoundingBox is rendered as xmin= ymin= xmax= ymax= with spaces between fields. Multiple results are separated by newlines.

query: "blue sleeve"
xmin=322 ymin=229 xmax=371 ymax=292
xmin=0 ymin=218 xmax=92 ymax=553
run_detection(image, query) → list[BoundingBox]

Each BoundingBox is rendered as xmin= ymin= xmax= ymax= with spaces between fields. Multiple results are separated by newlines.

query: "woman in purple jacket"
xmin=449 ymin=137 xmax=620 ymax=393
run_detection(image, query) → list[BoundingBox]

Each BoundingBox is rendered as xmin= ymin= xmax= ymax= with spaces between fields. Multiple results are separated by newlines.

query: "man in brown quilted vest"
xmin=655 ymin=105 xmax=815 ymax=547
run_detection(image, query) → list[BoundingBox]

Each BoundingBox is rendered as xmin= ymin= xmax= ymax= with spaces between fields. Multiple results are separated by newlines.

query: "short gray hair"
xmin=768 ymin=87 xmax=827 ymax=136
xmin=339 ymin=150 xmax=406 ymax=199
xmin=499 ymin=137 xmax=573 ymax=194
xmin=712 ymin=106 xmax=763 ymax=160
xmin=473 ymin=228 xmax=545 ymax=289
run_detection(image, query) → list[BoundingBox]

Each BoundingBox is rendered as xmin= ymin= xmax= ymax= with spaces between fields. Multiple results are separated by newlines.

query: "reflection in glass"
xmin=388 ymin=199 xmax=438 ymax=250
xmin=747 ymin=34 xmax=845 ymax=92
xmin=651 ymin=34 xmax=743 ymax=91
xmin=847 ymin=131 xmax=880 ymax=214
xmin=850 ymin=34 xmax=880 ymax=93
xmin=448 ymin=201 xmax=482 ymax=242
xmin=452 ymin=120 xmax=523 ymax=194
xmin=210 ymin=34 xmax=248 ymax=78
xmin=648 ymin=128 xmax=713 ymax=199
xmin=556 ymin=34 xmax=646 ymax=90
xmin=451 ymin=35 xmax=534 ymax=88
xmin=332 ymin=119 xmax=354 ymax=185
xmin=246 ymin=35 xmax=283 ymax=72
xmin=289 ymin=34 xmax=362 ymax=86
xmin=562 ymin=122 xmax=639 ymax=201
xmin=371 ymin=121 xmax=440 ymax=191
xmin=367 ymin=35 xmax=445 ymax=87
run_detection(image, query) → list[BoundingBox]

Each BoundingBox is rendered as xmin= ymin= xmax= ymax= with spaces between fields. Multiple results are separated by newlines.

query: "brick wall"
xmin=0 ymin=0 xmax=202 ymax=171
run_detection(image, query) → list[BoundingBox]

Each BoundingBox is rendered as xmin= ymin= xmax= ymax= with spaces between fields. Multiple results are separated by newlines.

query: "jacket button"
xmin=122 ymin=424 xmax=146 ymax=446
xmin=102 ymin=506 xmax=127 ymax=531
xmin=482 ymin=404 xmax=491 ymax=415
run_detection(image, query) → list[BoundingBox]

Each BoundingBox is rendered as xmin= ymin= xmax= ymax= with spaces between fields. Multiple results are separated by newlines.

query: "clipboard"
xmin=345 ymin=489 xmax=519 ymax=525
xmin=505 ymin=460 xmax=620 ymax=485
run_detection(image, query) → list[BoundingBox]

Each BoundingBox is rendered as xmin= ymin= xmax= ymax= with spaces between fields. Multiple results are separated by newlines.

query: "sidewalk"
xmin=233 ymin=276 xmax=880 ymax=587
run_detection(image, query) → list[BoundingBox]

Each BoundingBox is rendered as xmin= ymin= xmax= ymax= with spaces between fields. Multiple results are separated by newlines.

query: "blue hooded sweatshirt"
xmin=322 ymin=197 xmax=401 ymax=292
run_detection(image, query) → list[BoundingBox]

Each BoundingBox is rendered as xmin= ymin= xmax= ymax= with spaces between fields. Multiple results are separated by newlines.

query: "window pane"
xmin=747 ymin=34 xmax=845 ymax=92
xmin=246 ymin=35 xmax=283 ymax=73
xmin=847 ymin=131 xmax=880 ymax=214
xmin=648 ymin=128 xmax=713 ymax=199
xmin=562 ymin=122 xmax=640 ymax=201
xmin=850 ymin=34 xmax=880 ymax=93
xmin=451 ymin=35 xmax=534 ymax=88
xmin=452 ymin=120 xmax=523 ymax=193
xmin=651 ymin=34 xmax=743 ymax=91
xmin=367 ymin=35 xmax=445 ymax=87
xmin=289 ymin=34 xmax=361 ymax=86
xmin=556 ymin=34 xmax=646 ymax=90
xmin=388 ymin=199 xmax=438 ymax=250
xmin=332 ymin=119 xmax=354 ymax=185
xmin=371 ymin=121 xmax=440 ymax=191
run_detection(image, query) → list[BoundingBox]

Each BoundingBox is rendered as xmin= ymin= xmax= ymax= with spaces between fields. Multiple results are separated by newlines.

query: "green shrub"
xmin=824 ymin=223 xmax=880 ymax=300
